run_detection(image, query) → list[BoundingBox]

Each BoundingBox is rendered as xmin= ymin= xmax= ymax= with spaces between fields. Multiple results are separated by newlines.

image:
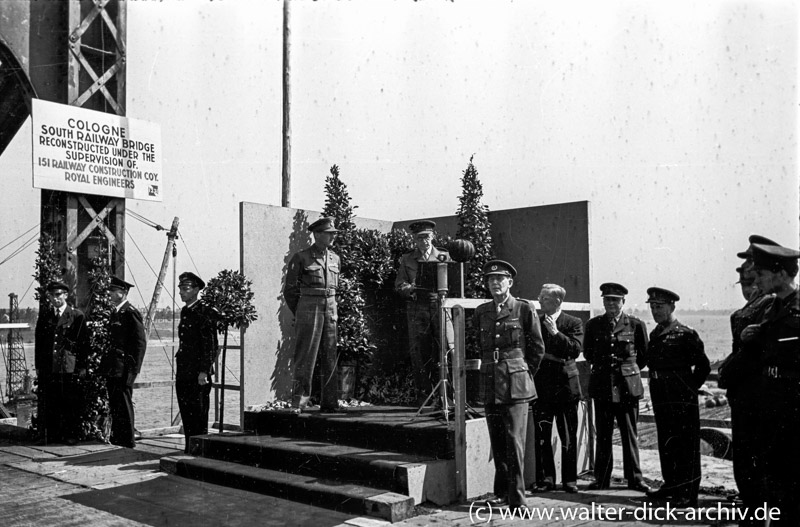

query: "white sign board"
xmin=31 ymin=99 xmax=163 ymax=201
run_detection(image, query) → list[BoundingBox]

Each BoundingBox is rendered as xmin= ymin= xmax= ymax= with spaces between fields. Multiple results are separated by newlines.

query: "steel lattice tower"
xmin=5 ymin=293 xmax=28 ymax=400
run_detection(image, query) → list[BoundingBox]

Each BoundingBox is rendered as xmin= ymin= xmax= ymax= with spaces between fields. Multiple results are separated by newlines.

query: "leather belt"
xmin=543 ymin=353 xmax=566 ymax=364
xmin=300 ymin=287 xmax=337 ymax=297
xmin=763 ymin=366 xmax=800 ymax=380
xmin=483 ymin=348 xmax=524 ymax=362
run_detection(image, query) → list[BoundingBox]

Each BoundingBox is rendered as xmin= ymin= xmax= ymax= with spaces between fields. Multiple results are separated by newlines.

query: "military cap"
xmin=408 ymin=220 xmax=436 ymax=235
xmin=599 ymin=282 xmax=628 ymax=298
xmin=307 ymin=217 xmax=339 ymax=233
xmin=482 ymin=260 xmax=517 ymax=278
xmin=46 ymin=281 xmax=69 ymax=294
xmin=109 ymin=276 xmax=134 ymax=291
xmin=646 ymin=287 xmax=680 ymax=304
xmin=178 ymin=271 xmax=205 ymax=289
xmin=750 ymin=243 xmax=800 ymax=273
xmin=736 ymin=234 xmax=779 ymax=259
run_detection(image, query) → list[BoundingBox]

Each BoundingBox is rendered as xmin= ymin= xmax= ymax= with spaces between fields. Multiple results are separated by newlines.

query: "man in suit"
xmin=101 ymin=276 xmax=147 ymax=448
xmin=530 ymin=284 xmax=584 ymax=493
xmin=645 ymin=287 xmax=710 ymax=508
xmin=176 ymin=271 xmax=219 ymax=454
xmin=718 ymin=235 xmax=777 ymax=513
xmin=741 ymin=242 xmax=800 ymax=525
xmin=474 ymin=260 xmax=545 ymax=510
xmin=395 ymin=220 xmax=453 ymax=405
xmin=583 ymin=282 xmax=651 ymax=492
xmin=284 ymin=217 xmax=341 ymax=413
xmin=34 ymin=281 xmax=90 ymax=445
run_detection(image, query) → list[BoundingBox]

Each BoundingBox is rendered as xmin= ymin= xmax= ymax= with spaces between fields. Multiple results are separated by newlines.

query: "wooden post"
xmin=281 ymin=0 xmax=291 ymax=207
xmin=452 ymin=304 xmax=467 ymax=502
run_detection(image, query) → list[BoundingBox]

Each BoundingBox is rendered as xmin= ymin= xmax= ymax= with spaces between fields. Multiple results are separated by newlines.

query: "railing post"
xmin=452 ymin=304 xmax=467 ymax=502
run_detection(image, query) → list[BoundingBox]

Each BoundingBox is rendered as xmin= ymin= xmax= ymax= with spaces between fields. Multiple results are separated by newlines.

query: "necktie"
xmin=53 ymin=308 xmax=60 ymax=320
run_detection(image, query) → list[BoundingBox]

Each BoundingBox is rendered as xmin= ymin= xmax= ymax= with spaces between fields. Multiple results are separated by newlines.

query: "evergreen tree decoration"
xmin=202 ymin=269 xmax=258 ymax=432
xmin=33 ymin=233 xmax=62 ymax=306
xmin=455 ymin=155 xmax=495 ymax=299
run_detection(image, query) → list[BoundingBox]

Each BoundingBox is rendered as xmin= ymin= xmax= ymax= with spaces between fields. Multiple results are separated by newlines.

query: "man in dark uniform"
xmin=176 ymin=272 xmax=218 ymax=454
xmin=741 ymin=242 xmax=800 ymax=525
xmin=530 ymin=283 xmax=584 ymax=493
xmin=34 ymin=281 xmax=90 ymax=445
xmin=395 ymin=220 xmax=453 ymax=405
xmin=474 ymin=260 xmax=545 ymax=509
xmin=645 ymin=287 xmax=710 ymax=508
xmin=718 ymin=235 xmax=777 ymax=514
xmin=583 ymin=283 xmax=651 ymax=492
xmin=284 ymin=217 xmax=341 ymax=413
xmin=101 ymin=276 xmax=147 ymax=448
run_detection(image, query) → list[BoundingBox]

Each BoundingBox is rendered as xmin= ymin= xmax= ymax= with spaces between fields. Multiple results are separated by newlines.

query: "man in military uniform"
xmin=176 ymin=272 xmax=219 ymax=454
xmin=530 ymin=283 xmax=584 ymax=493
xmin=645 ymin=287 xmax=710 ymax=508
xmin=474 ymin=260 xmax=545 ymax=509
xmin=284 ymin=217 xmax=340 ymax=413
xmin=583 ymin=283 xmax=651 ymax=492
xmin=718 ymin=235 xmax=777 ymax=513
xmin=101 ymin=276 xmax=147 ymax=448
xmin=34 ymin=281 xmax=90 ymax=445
xmin=741 ymin=242 xmax=800 ymax=525
xmin=395 ymin=220 xmax=453 ymax=405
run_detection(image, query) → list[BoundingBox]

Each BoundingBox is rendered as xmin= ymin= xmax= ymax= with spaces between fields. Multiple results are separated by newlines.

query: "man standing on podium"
xmin=395 ymin=220 xmax=454 ymax=406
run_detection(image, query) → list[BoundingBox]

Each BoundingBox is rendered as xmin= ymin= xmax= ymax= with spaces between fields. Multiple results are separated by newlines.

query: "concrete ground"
xmin=0 ymin=421 xmax=742 ymax=527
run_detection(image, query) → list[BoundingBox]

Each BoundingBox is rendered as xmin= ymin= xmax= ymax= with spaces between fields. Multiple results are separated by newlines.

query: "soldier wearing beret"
xmin=583 ymin=283 xmax=652 ymax=492
xmin=283 ymin=217 xmax=341 ymax=412
xmin=473 ymin=260 xmax=545 ymax=509
xmin=101 ymin=276 xmax=147 ymax=448
xmin=741 ymin=242 xmax=800 ymax=525
xmin=645 ymin=287 xmax=710 ymax=508
xmin=176 ymin=271 xmax=219 ymax=453
xmin=394 ymin=220 xmax=454 ymax=406
xmin=718 ymin=235 xmax=777 ymax=512
xmin=530 ymin=283 xmax=584 ymax=493
xmin=34 ymin=281 xmax=90 ymax=445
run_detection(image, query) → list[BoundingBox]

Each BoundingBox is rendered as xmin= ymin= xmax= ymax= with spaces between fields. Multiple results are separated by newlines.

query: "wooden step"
xmin=160 ymin=455 xmax=415 ymax=523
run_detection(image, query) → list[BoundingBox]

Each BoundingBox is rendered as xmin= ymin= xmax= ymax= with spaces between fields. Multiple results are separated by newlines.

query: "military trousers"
xmin=39 ymin=373 xmax=81 ymax=443
xmin=292 ymin=295 xmax=338 ymax=409
xmin=649 ymin=374 xmax=701 ymax=501
xmin=533 ymin=399 xmax=579 ymax=486
xmin=176 ymin=373 xmax=212 ymax=454
xmin=593 ymin=398 xmax=644 ymax=486
xmin=729 ymin=398 xmax=765 ymax=510
xmin=486 ymin=403 xmax=529 ymax=508
xmin=106 ymin=377 xmax=136 ymax=447
xmin=405 ymin=299 xmax=453 ymax=402
xmin=759 ymin=384 xmax=800 ymax=526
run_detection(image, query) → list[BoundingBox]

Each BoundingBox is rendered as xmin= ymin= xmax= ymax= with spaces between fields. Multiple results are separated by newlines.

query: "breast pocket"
xmin=304 ymin=265 xmax=325 ymax=286
xmin=505 ymin=320 xmax=522 ymax=348
xmin=328 ymin=263 xmax=340 ymax=288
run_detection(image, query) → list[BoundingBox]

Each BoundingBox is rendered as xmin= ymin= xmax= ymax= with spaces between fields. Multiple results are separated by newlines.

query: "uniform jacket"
xmin=754 ymin=289 xmax=800 ymax=408
xmin=647 ymin=319 xmax=710 ymax=394
xmin=395 ymin=246 xmax=450 ymax=301
xmin=176 ymin=301 xmax=219 ymax=380
xmin=533 ymin=311 xmax=584 ymax=404
xmin=474 ymin=296 xmax=545 ymax=405
xmin=34 ymin=304 xmax=89 ymax=374
xmin=718 ymin=293 xmax=774 ymax=394
xmin=283 ymin=245 xmax=341 ymax=314
xmin=584 ymin=312 xmax=648 ymax=402
xmin=101 ymin=300 xmax=147 ymax=386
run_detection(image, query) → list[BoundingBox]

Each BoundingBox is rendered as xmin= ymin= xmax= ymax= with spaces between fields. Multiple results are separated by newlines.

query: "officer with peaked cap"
xmin=101 ymin=276 xmax=147 ymax=448
xmin=645 ymin=287 xmax=710 ymax=508
xmin=394 ymin=220 xmax=454 ymax=406
xmin=176 ymin=271 xmax=219 ymax=453
xmin=283 ymin=217 xmax=341 ymax=412
xmin=34 ymin=281 xmax=90 ymax=445
xmin=719 ymin=254 xmax=776 ymax=511
xmin=583 ymin=283 xmax=652 ymax=492
xmin=741 ymin=242 xmax=800 ymax=524
xmin=473 ymin=260 xmax=545 ymax=509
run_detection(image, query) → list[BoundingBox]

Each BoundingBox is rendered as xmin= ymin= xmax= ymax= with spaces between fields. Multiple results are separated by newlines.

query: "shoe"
xmin=533 ymin=481 xmax=555 ymax=492
xmin=646 ymin=487 xmax=674 ymax=500
xmin=628 ymin=480 xmax=653 ymax=493
xmin=586 ymin=481 xmax=610 ymax=491
xmin=562 ymin=483 xmax=579 ymax=493
xmin=486 ymin=497 xmax=508 ymax=508
xmin=319 ymin=407 xmax=341 ymax=413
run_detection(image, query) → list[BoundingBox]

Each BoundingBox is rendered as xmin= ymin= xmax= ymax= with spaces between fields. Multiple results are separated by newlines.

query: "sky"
xmin=0 ymin=0 xmax=797 ymax=311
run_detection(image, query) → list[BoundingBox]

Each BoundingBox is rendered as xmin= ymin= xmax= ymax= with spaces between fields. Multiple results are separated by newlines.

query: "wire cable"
xmin=0 ymin=232 xmax=39 ymax=267
xmin=0 ymin=224 xmax=39 ymax=253
xmin=179 ymin=236 xmax=201 ymax=276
